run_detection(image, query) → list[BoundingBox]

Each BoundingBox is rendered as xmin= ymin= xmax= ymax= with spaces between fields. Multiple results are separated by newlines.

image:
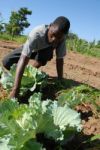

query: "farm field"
xmin=0 ymin=40 xmax=100 ymax=150
xmin=0 ymin=40 xmax=100 ymax=89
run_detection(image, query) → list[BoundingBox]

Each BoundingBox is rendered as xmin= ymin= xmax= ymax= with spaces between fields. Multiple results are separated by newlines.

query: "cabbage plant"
xmin=0 ymin=93 xmax=82 ymax=149
xmin=0 ymin=64 xmax=48 ymax=95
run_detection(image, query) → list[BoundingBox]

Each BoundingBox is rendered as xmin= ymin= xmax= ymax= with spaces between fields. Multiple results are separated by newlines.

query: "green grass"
xmin=73 ymin=47 xmax=100 ymax=59
xmin=67 ymin=39 xmax=100 ymax=58
xmin=0 ymin=33 xmax=27 ymax=44
xmin=85 ymin=47 xmax=100 ymax=58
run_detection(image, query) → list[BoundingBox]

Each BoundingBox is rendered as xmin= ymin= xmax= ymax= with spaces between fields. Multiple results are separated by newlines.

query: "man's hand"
xmin=49 ymin=75 xmax=65 ymax=89
xmin=55 ymin=77 xmax=65 ymax=89
xmin=9 ymin=54 xmax=29 ymax=99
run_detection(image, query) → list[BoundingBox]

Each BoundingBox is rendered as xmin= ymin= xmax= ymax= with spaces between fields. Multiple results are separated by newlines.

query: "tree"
xmin=96 ymin=40 xmax=100 ymax=48
xmin=0 ymin=24 xmax=4 ymax=33
xmin=89 ymin=40 xmax=96 ymax=49
xmin=67 ymin=32 xmax=78 ymax=40
xmin=97 ymin=40 xmax=100 ymax=45
xmin=0 ymin=12 xmax=4 ymax=33
xmin=6 ymin=7 xmax=32 ymax=36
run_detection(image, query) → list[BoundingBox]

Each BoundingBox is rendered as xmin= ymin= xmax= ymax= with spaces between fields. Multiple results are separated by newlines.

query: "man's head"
xmin=47 ymin=16 xmax=70 ymax=46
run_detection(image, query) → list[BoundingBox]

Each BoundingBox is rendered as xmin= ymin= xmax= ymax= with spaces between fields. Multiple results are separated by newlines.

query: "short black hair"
xmin=52 ymin=16 xmax=70 ymax=34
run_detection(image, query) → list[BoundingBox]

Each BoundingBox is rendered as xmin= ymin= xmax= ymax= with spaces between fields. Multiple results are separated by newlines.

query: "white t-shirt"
xmin=22 ymin=24 xmax=67 ymax=58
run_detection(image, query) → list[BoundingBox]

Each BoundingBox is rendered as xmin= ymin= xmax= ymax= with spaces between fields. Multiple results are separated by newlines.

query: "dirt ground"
xmin=41 ymin=51 xmax=100 ymax=90
xmin=0 ymin=40 xmax=100 ymax=149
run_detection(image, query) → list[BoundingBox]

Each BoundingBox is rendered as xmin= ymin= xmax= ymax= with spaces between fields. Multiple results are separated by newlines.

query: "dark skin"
xmin=10 ymin=24 xmax=65 ymax=98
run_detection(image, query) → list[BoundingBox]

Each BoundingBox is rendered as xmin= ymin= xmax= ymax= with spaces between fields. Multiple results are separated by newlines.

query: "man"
xmin=2 ymin=16 xmax=70 ymax=98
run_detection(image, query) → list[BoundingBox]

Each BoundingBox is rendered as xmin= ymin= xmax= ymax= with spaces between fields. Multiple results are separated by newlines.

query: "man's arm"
xmin=56 ymin=58 xmax=64 ymax=79
xmin=10 ymin=54 xmax=29 ymax=98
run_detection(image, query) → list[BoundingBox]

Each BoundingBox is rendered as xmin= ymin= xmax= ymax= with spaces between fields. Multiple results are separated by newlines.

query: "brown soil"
xmin=41 ymin=51 xmax=100 ymax=90
xmin=75 ymin=103 xmax=100 ymax=135
xmin=0 ymin=40 xmax=100 ymax=149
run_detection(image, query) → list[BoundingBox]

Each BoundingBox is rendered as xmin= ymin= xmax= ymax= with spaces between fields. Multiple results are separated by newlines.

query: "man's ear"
xmin=48 ymin=23 xmax=52 ymax=30
xmin=49 ymin=23 xmax=54 ymax=27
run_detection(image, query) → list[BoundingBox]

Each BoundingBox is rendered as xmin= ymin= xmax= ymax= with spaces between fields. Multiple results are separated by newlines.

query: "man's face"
xmin=47 ymin=24 xmax=65 ymax=47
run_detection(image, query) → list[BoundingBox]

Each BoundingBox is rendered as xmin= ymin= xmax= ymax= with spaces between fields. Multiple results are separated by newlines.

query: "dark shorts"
xmin=2 ymin=46 xmax=54 ymax=70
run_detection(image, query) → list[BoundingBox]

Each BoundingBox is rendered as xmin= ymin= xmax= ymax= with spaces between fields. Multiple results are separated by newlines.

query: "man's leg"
xmin=29 ymin=59 xmax=42 ymax=68
xmin=33 ymin=46 xmax=54 ymax=66
xmin=2 ymin=46 xmax=23 ymax=70
xmin=28 ymin=51 xmax=42 ymax=68
xmin=29 ymin=46 xmax=53 ymax=68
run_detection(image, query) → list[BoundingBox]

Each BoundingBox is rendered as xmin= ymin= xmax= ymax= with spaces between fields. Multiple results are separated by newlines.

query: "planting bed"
xmin=0 ymin=40 xmax=100 ymax=150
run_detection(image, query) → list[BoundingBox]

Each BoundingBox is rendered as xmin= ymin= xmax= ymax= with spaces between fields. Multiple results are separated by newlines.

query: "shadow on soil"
xmin=19 ymin=77 xmax=82 ymax=103
xmin=42 ymin=77 xmax=83 ymax=100
xmin=36 ymin=132 xmax=100 ymax=150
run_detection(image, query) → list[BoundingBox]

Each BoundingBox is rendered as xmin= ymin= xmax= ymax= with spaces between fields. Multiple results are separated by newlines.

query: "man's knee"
xmin=29 ymin=60 xmax=42 ymax=68
xmin=2 ymin=56 xmax=11 ymax=70
xmin=2 ymin=48 xmax=21 ymax=70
